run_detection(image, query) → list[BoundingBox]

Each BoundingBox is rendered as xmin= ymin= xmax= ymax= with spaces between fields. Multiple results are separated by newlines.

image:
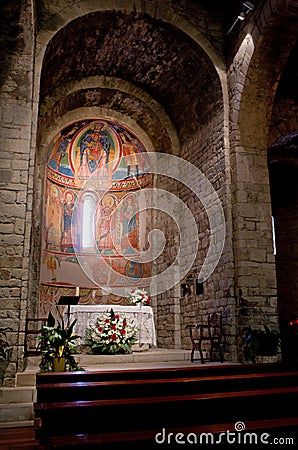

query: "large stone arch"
xmin=2 ymin=0 xmax=298 ymax=387
xmin=229 ymin=0 xmax=298 ymax=358
xmin=30 ymin=2 xmax=230 ymax=353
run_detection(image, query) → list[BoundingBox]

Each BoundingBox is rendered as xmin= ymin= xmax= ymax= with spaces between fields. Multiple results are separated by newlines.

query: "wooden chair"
xmin=188 ymin=312 xmax=224 ymax=364
xmin=24 ymin=317 xmax=48 ymax=356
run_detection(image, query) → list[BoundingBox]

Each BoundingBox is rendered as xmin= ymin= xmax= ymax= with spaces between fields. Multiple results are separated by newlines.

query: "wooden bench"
xmin=45 ymin=416 xmax=298 ymax=448
xmin=36 ymin=370 xmax=298 ymax=403
xmin=35 ymin=386 xmax=298 ymax=445
xmin=35 ymin=360 xmax=297 ymax=385
xmin=34 ymin=363 xmax=298 ymax=448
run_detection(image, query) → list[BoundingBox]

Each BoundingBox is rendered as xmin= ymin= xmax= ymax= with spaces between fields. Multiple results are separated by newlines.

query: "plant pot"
xmin=255 ymin=334 xmax=279 ymax=356
xmin=53 ymin=357 xmax=66 ymax=372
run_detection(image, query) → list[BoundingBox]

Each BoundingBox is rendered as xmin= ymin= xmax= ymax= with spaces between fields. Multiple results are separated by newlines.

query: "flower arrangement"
xmin=128 ymin=288 xmax=151 ymax=306
xmin=85 ymin=309 xmax=137 ymax=355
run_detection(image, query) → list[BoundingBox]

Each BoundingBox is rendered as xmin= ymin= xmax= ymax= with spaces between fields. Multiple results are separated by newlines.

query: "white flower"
xmin=128 ymin=289 xmax=151 ymax=306
xmin=86 ymin=308 xmax=137 ymax=354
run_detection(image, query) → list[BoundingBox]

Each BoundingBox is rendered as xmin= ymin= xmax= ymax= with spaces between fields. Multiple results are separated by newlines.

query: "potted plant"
xmin=0 ymin=327 xmax=13 ymax=385
xmin=38 ymin=318 xmax=81 ymax=372
xmin=86 ymin=308 xmax=137 ymax=355
xmin=242 ymin=325 xmax=281 ymax=363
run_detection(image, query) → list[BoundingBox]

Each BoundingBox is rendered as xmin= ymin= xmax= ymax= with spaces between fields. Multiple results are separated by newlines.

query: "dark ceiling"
xmin=4 ymin=0 xmax=296 ymax=147
xmin=40 ymin=11 xmax=223 ymax=133
xmin=39 ymin=4 xmax=232 ymax=142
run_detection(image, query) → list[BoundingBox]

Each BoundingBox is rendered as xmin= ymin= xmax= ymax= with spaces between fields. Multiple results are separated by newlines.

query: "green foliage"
xmin=0 ymin=327 xmax=13 ymax=386
xmin=0 ymin=327 xmax=13 ymax=362
xmin=242 ymin=325 xmax=280 ymax=363
xmin=38 ymin=319 xmax=82 ymax=372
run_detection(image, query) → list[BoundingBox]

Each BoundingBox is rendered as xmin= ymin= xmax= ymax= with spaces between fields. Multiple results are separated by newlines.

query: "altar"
xmin=69 ymin=304 xmax=157 ymax=347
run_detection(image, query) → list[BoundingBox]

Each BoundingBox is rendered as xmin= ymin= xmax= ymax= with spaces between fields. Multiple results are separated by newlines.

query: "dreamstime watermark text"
xmin=155 ymin=421 xmax=295 ymax=446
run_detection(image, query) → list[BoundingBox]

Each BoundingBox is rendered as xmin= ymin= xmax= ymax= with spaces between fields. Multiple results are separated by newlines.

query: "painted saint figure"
xmin=50 ymin=126 xmax=78 ymax=175
xmin=97 ymin=195 xmax=116 ymax=251
xmin=79 ymin=122 xmax=111 ymax=179
xmin=121 ymin=194 xmax=139 ymax=253
xmin=45 ymin=185 xmax=62 ymax=251
xmin=120 ymin=133 xmax=140 ymax=178
xmin=61 ymin=191 xmax=76 ymax=252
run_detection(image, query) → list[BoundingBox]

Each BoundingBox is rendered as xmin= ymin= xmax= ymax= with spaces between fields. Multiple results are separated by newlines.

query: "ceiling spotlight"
xmin=243 ymin=1 xmax=254 ymax=11
xmin=239 ymin=1 xmax=255 ymax=19
xmin=227 ymin=1 xmax=254 ymax=35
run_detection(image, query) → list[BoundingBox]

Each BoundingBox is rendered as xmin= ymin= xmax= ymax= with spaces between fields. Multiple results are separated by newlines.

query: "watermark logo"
xmin=155 ymin=421 xmax=295 ymax=446
xmin=72 ymin=152 xmax=226 ymax=296
xmin=234 ymin=421 xmax=245 ymax=432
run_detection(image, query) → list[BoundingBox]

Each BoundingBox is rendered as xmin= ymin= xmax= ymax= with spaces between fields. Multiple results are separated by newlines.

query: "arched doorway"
xmin=268 ymin=131 xmax=298 ymax=361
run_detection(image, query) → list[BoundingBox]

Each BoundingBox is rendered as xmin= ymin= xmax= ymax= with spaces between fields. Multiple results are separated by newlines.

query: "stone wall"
xmin=1 ymin=0 xmax=296 ymax=385
xmin=0 ymin=1 xmax=36 ymax=385
xmin=178 ymin=103 xmax=236 ymax=361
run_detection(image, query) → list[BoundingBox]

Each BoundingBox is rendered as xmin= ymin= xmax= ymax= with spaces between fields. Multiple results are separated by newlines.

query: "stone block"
xmin=0 ymin=170 xmax=12 ymax=183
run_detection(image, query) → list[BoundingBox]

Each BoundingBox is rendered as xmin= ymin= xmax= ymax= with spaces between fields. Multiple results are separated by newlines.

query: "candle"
xmin=75 ymin=286 xmax=80 ymax=296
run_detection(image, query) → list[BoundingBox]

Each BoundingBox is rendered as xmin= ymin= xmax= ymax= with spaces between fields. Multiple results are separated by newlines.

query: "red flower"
xmin=123 ymin=321 xmax=127 ymax=326
xmin=111 ymin=325 xmax=116 ymax=330
xmin=105 ymin=318 xmax=110 ymax=323
xmin=111 ymin=333 xmax=117 ymax=340
xmin=97 ymin=327 xmax=103 ymax=332
xmin=120 ymin=329 xmax=126 ymax=335
xmin=115 ymin=314 xmax=120 ymax=319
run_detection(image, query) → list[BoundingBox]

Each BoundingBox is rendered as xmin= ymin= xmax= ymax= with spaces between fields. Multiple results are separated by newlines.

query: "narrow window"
xmin=82 ymin=193 xmax=96 ymax=251
xmin=272 ymin=216 xmax=277 ymax=255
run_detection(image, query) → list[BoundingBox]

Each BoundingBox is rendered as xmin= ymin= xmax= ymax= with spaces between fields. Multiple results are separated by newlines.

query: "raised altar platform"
xmin=69 ymin=304 xmax=157 ymax=347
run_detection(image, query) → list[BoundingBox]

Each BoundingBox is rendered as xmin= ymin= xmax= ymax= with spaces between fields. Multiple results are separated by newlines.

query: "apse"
xmin=39 ymin=118 xmax=152 ymax=315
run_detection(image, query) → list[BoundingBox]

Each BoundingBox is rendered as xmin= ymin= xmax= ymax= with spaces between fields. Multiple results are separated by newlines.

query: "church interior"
xmin=0 ymin=0 xmax=298 ymax=447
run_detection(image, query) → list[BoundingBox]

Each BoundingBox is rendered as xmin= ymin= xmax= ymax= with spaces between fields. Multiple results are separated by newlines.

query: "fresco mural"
xmin=40 ymin=119 xmax=152 ymax=309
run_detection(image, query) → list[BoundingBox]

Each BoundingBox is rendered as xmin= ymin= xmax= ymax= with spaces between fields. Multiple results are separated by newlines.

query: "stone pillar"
xmin=230 ymin=144 xmax=278 ymax=360
xmin=0 ymin=1 xmax=35 ymax=384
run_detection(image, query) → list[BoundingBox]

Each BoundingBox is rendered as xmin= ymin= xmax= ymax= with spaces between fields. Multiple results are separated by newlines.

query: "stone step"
xmin=0 ymin=419 xmax=34 ymax=429
xmin=0 ymin=386 xmax=35 ymax=427
xmin=16 ymin=370 xmax=37 ymax=387
xmin=2 ymin=348 xmax=191 ymax=427
xmin=20 ymin=348 xmax=190 ymax=384
xmin=0 ymin=386 xmax=36 ymax=404
xmin=76 ymin=348 xmax=190 ymax=368
xmin=0 ymin=403 xmax=34 ymax=425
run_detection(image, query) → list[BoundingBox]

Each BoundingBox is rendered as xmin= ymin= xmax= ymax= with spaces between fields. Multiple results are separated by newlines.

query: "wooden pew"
xmin=34 ymin=363 xmax=298 ymax=448
xmin=36 ymin=370 xmax=298 ymax=403
xmin=45 ymin=417 xmax=298 ymax=450
xmin=46 ymin=417 xmax=298 ymax=449
xmin=35 ymin=360 xmax=297 ymax=385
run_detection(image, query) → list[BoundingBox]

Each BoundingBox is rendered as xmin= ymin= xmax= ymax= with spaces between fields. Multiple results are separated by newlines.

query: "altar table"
xmin=69 ymin=304 xmax=157 ymax=347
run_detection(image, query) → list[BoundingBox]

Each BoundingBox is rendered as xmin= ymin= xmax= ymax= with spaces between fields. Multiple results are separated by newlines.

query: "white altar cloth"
xmin=70 ymin=304 xmax=157 ymax=346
